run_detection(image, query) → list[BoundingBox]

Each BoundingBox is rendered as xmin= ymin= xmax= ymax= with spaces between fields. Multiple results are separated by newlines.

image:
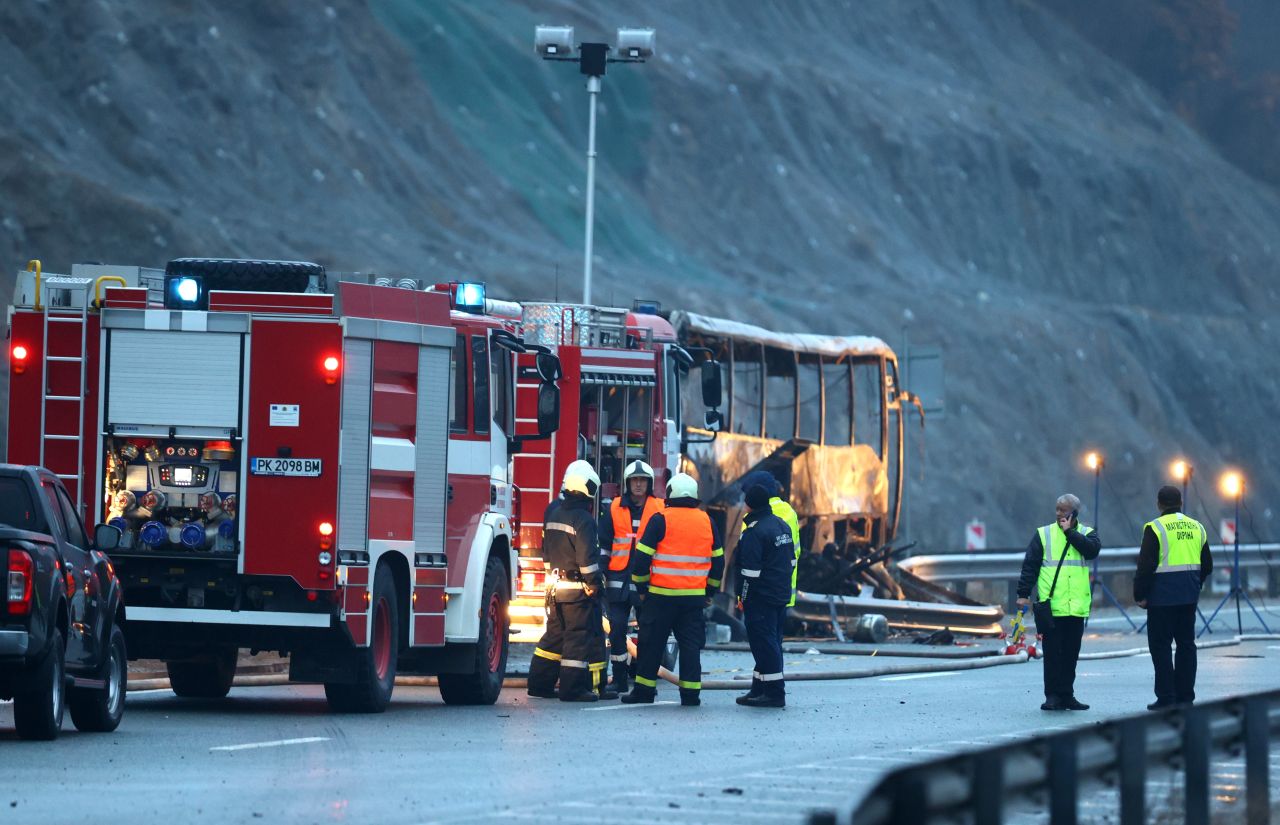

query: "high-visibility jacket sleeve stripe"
xmin=711 ymin=547 xmax=724 ymax=557
xmin=757 ymin=672 xmax=784 ymax=681
xmin=740 ymin=568 xmax=762 ymax=578
xmin=631 ymin=573 xmax=651 ymax=584
xmin=560 ymin=659 xmax=589 ymax=669
xmin=546 ymin=522 xmax=577 ymax=535
xmin=635 ymin=542 xmax=656 ymax=556
xmin=579 ymin=563 xmax=600 ymax=574
xmin=707 ymin=578 xmax=721 ymax=588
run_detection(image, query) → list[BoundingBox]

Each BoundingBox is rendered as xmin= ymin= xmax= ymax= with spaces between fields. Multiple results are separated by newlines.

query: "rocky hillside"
xmin=1 ymin=0 xmax=1277 ymax=549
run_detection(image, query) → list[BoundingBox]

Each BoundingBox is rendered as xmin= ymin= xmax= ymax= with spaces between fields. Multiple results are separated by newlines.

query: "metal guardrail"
xmin=792 ymin=591 xmax=1005 ymax=636
xmin=900 ymin=543 xmax=1280 ymax=583
xmin=814 ymin=688 xmax=1278 ymax=825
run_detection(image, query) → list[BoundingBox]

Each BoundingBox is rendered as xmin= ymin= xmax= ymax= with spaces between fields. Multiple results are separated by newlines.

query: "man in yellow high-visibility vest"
xmin=1134 ymin=486 xmax=1213 ymax=710
xmin=1016 ymin=493 xmax=1101 ymax=711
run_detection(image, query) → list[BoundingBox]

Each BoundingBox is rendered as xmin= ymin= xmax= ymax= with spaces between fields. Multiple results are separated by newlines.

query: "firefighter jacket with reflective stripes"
xmin=542 ymin=494 xmax=604 ymax=594
xmin=735 ymin=509 xmax=794 ymax=607
xmin=601 ymin=494 xmax=664 ymax=574
xmin=632 ymin=498 xmax=724 ymax=597
xmin=1016 ymin=522 xmax=1101 ymax=618
xmin=1135 ymin=510 xmax=1212 ymax=607
xmin=740 ymin=496 xmax=801 ymax=606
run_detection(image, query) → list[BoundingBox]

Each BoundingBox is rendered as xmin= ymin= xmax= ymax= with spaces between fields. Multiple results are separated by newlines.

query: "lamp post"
xmin=1200 ymin=471 xmax=1271 ymax=636
xmin=1170 ymin=459 xmax=1191 ymax=504
xmin=1162 ymin=458 xmax=1213 ymax=635
xmin=535 ymin=25 xmax=655 ymax=306
xmin=1083 ymin=451 xmax=1137 ymax=630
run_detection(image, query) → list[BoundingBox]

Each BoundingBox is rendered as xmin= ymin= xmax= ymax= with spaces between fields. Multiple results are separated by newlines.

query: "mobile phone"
xmin=1071 ymin=509 xmax=1078 ymax=520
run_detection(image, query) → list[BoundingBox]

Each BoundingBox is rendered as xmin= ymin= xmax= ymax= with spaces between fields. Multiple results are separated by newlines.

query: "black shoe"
xmin=619 ymin=688 xmax=656 ymax=704
xmin=738 ymin=694 xmax=785 ymax=709
xmin=559 ymin=691 xmax=599 ymax=703
xmin=1062 ymin=697 xmax=1089 ymax=711
xmin=1040 ymin=698 xmax=1065 ymax=711
xmin=597 ymin=687 xmax=619 ymax=701
xmin=735 ymin=692 xmax=762 ymax=706
xmin=680 ymin=693 xmax=701 ymax=707
xmin=527 ymin=688 xmax=558 ymax=699
xmin=1147 ymin=699 xmax=1176 ymax=711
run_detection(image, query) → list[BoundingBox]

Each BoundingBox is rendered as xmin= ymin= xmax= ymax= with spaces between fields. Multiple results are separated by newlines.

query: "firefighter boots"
xmin=619 ymin=685 xmax=656 ymax=704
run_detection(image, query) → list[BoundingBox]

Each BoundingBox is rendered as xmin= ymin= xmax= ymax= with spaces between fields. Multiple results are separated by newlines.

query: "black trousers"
xmin=605 ymin=597 xmax=633 ymax=682
xmin=634 ymin=594 xmax=705 ymax=697
xmin=527 ymin=597 xmax=607 ymax=698
xmin=1147 ymin=603 xmax=1197 ymax=703
xmin=744 ymin=602 xmax=787 ymax=698
xmin=1041 ymin=615 xmax=1085 ymax=701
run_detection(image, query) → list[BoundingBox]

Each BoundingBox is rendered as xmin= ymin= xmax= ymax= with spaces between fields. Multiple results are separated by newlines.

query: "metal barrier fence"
xmin=811 ymin=688 xmax=1278 ymax=825
xmin=899 ymin=543 xmax=1280 ymax=608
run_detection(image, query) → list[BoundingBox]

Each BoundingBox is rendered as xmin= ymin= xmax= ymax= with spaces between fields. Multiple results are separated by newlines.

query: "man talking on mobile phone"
xmin=1015 ymin=494 xmax=1101 ymax=711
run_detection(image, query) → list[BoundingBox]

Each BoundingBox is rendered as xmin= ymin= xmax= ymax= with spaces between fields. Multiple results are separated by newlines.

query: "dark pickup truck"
xmin=1 ymin=465 xmax=127 ymax=739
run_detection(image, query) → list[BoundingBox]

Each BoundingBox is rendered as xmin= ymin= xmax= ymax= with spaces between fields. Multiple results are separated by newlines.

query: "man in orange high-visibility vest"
xmin=598 ymin=460 xmax=664 ymax=694
xmin=621 ymin=473 xmax=724 ymax=707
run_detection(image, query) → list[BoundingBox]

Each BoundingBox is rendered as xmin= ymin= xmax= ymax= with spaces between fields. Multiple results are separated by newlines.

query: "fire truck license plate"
xmin=250 ymin=458 xmax=322 ymax=477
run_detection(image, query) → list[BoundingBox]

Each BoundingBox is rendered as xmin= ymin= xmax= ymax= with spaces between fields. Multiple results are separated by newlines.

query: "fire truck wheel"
xmin=325 ymin=568 xmax=399 ymax=713
xmin=438 ymin=556 xmax=509 ymax=706
xmin=166 ymin=646 xmax=237 ymax=699
xmin=69 ymin=623 xmax=127 ymax=732
xmin=13 ymin=629 xmax=66 ymax=741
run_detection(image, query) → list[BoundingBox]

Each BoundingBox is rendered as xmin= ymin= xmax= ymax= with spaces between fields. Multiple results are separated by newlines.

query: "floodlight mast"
xmin=535 ymin=25 xmax=654 ymax=305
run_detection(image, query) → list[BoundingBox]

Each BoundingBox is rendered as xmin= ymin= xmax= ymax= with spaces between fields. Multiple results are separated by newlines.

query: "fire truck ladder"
xmin=38 ymin=276 xmax=93 ymax=517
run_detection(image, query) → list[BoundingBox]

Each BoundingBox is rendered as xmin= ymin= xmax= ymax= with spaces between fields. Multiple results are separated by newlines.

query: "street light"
xmin=1080 ymin=450 xmax=1136 ymax=630
xmin=535 ymin=24 xmax=655 ymax=306
xmin=1200 ymin=470 xmax=1270 ymax=636
xmin=1170 ymin=459 xmax=1192 ymax=504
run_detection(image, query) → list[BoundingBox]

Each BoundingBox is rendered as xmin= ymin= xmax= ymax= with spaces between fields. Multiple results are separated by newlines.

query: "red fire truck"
xmin=504 ymin=301 xmax=722 ymax=637
xmin=4 ymin=258 xmax=560 ymax=711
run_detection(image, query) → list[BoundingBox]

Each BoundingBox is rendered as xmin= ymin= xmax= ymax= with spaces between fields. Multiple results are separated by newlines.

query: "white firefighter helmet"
xmin=623 ymin=460 xmax=655 ymax=481
xmin=666 ymin=472 xmax=698 ymax=500
xmin=562 ymin=459 xmax=600 ymax=497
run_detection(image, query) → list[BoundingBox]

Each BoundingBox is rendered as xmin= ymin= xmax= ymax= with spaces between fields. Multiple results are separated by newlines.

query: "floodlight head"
xmin=1170 ymin=459 xmax=1189 ymax=481
xmin=1220 ymin=471 xmax=1243 ymax=499
xmin=615 ymin=27 xmax=655 ymax=59
xmin=535 ymin=25 xmax=575 ymax=58
xmin=1085 ymin=452 xmax=1101 ymax=471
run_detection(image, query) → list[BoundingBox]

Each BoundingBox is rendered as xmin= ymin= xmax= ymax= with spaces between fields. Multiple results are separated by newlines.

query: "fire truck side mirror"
xmin=535 ymin=351 xmax=562 ymax=383
xmin=94 ymin=523 xmax=123 ymax=552
xmin=536 ymin=382 xmax=560 ymax=437
xmin=700 ymin=360 xmax=722 ymax=408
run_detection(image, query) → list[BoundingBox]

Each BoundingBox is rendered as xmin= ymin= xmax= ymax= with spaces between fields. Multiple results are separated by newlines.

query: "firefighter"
xmin=598 ymin=460 xmax=664 ymax=693
xmin=526 ymin=460 xmax=616 ymax=702
xmin=1135 ymin=486 xmax=1213 ymax=709
xmin=739 ymin=470 xmax=801 ymax=607
xmin=621 ymin=473 xmax=724 ymax=707
xmin=734 ymin=480 xmax=794 ymax=708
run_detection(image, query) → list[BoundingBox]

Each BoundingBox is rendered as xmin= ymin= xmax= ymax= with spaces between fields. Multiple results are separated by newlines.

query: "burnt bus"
xmin=671 ymin=311 xmax=913 ymax=579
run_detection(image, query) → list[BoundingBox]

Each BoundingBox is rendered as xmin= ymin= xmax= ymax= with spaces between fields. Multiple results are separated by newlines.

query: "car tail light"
xmin=319 ymin=521 xmax=334 ymax=550
xmin=10 ymin=344 xmax=29 ymax=375
xmin=7 ymin=550 xmax=33 ymax=616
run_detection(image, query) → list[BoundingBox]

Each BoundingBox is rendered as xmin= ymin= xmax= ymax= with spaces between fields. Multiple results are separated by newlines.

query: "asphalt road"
xmin=2 ymin=629 xmax=1278 ymax=824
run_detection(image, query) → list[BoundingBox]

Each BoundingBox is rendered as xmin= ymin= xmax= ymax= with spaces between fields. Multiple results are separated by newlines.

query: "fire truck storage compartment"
xmin=106 ymin=327 xmax=243 ymax=428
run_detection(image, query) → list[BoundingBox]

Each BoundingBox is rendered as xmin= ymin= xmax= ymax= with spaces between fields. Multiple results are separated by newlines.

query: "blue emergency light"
xmin=164 ymin=274 xmax=207 ymax=310
xmin=453 ymin=282 xmax=486 ymax=314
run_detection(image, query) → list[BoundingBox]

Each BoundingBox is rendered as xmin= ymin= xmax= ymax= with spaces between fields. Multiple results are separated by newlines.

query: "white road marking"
xmin=583 ymin=700 xmax=678 ymax=711
xmin=210 ymin=736 xmax=329 ymax=752
xmin=879 ymin=671 xmax=961 ymax=682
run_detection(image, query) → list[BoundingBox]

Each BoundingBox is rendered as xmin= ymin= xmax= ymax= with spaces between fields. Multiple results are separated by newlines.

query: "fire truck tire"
xmin=437 ymin=556 xmax=509 ymax=706
xmin=166 ymin=646 xmax=237 ymax=699
xmin=324 ymin=569 xmax=399 ymax=713
xmin=164 ymin=258 xmax=324 ymax=293
xmin=13 ymin=630 xmax=66 ymax=741
xmin=69 ymin=623 xmax=127 ymax=733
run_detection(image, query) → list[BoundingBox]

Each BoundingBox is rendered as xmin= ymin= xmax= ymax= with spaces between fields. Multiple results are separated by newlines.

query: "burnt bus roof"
xmin=670 ymin=310 xmax=894 ymax=361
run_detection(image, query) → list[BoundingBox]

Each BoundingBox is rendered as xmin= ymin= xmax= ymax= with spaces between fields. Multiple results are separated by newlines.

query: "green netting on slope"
xmin=371 ymin=0 xmax=711 ymax=282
